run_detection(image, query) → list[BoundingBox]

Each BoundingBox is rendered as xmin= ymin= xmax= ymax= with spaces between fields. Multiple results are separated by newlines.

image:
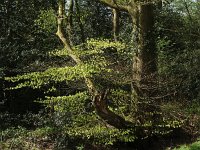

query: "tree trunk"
xmin=66 ymin=0 xmax=74 ymax=45
xmin=112 ymin=8 xmax=119 ymax=41
xmin=74 ymin=0 xmax=85 ymax=43
xmin=129 ymin=3 xmax=159 ymax=124
xmin=100 ymin=0 xmax=159 ymax=98
xmin=137 ymin=4 xmax=157 ymax=95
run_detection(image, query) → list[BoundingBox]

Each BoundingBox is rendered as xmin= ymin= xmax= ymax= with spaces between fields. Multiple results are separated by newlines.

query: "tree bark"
xmin=135 ymin=4 xmax=159 ymax=124
xmin=132 ymin=4 xmax=157 ymax=97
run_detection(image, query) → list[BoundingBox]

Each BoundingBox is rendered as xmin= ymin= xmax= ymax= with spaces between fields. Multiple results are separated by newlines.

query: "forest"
xmin=0 ymin=0 xmax=200 ymax=149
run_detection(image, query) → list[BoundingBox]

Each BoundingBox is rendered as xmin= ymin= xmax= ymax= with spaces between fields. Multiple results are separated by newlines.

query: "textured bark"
xmin=130 ymin=4 xmax=159 ymax=124
xmin=116 ymin=2 xmax=157 ymax=99
xmin=56 ymin=0 xmax=133 ymax=129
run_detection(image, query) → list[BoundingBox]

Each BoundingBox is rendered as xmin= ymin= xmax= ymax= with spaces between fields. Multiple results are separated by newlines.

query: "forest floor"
xmin=0 ymin=111 xmax=200 ymax=150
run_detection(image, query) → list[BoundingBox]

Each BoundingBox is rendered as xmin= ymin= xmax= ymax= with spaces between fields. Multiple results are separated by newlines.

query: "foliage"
xmin=0 ymin=126 xmax=56 ymax=150
xmin=5 ymin=39 xmax=130 ymax=91
xmin=5 ymin=37 xmax=186 ymax=147
xmin=34 ymin=9 xmax=57 ymax=33
xmin=156 ymin=0 xmax=200 ymax=101
xmin=174 ymin=139 xmax=200 ymax=150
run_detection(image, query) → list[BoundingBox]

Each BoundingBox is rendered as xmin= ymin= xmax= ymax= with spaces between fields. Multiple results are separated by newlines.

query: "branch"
xmin=183 ymin=0 xmax=194 ymax=24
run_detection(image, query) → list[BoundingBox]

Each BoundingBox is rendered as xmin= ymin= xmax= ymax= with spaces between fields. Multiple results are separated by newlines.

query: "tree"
xmin=56 ymin=0 xmax=132 ymax=129
xmin=98 ymin=0 xmax=160 ymax=123
xmin=54 ymin=0 xmax=165 ymax=129
xmin=6 ymin=0 xmax=185 ymax=142
xmin=0 ymin=0 xmax=59 ymax=112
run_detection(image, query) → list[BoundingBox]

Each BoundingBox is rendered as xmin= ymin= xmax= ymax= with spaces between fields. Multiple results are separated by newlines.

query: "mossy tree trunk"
xmin=130 ymin=3 xmax=159 ymax=124
xmin=100 ymin=0 xmax=159 ymax=123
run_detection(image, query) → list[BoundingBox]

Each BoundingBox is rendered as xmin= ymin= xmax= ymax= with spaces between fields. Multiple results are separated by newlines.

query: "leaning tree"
xmin=56 ymin=0 xmax=161 ymax=129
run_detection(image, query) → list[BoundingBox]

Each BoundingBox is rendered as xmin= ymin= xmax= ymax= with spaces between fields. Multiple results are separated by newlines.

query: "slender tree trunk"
xmin=65 ymin=0 xmax=74 ymax=45
xmin=74 ymin=0 xmax=85 ymax=43
xmin=112 ymin=8 xmax=119 ymax=41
